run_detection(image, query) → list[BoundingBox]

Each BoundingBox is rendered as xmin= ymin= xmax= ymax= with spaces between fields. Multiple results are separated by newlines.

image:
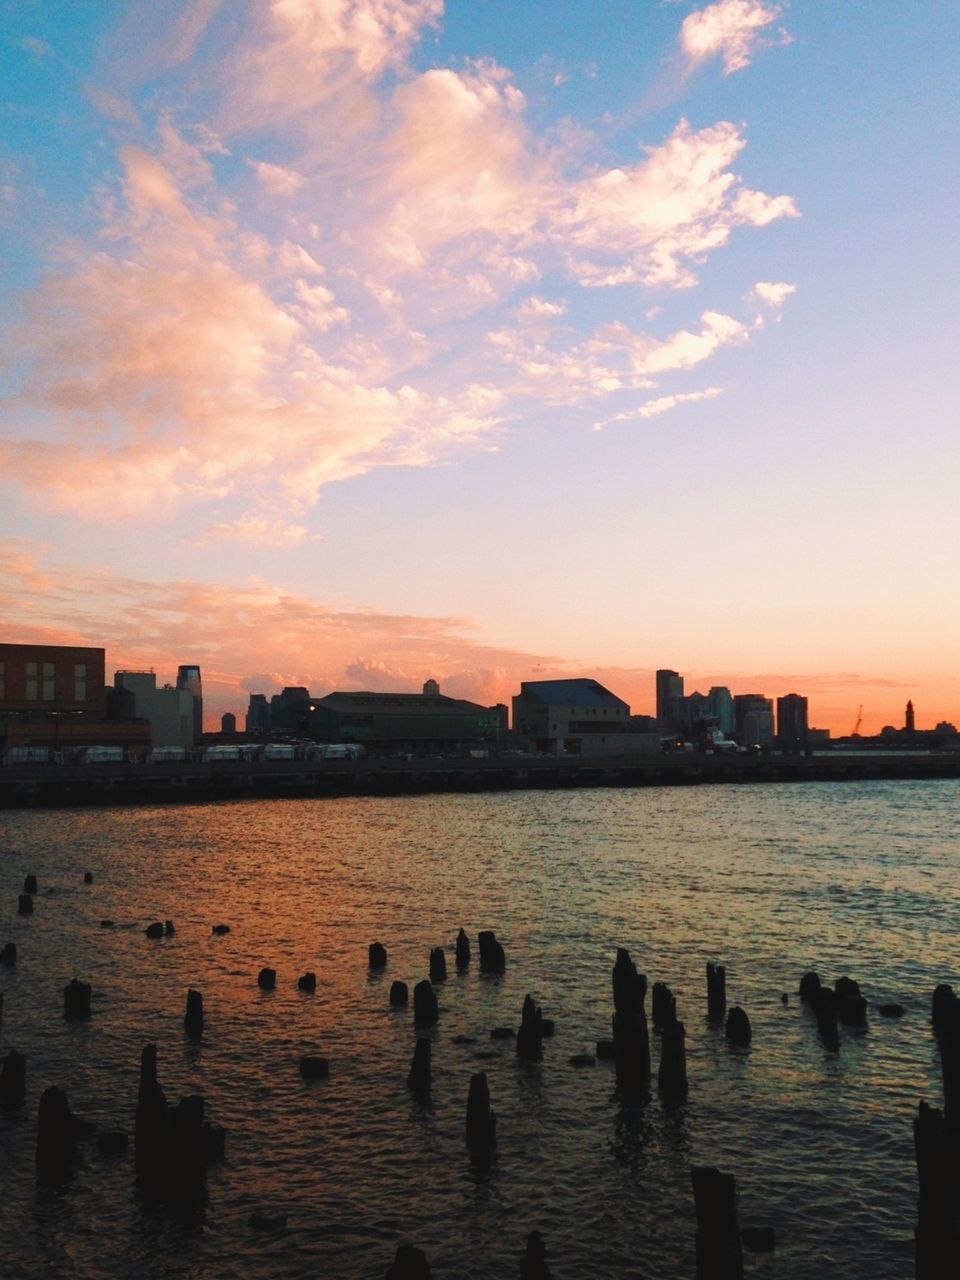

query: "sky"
xmin=1 ymin=1 xmax=958 ymax=734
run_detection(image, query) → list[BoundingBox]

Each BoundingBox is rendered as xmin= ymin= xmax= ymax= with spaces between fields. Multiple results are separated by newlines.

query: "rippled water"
xmin=1 ymin=780 xmax=958 ymax=1278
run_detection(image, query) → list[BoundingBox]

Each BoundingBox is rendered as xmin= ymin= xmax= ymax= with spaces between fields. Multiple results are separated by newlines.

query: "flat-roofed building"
xmin=777 ymin=693 xmax=809 ymax=754
xmin=113 ymin=671 xmax=194 ymax=749
xmin=273 ymin=680 xmax=508 ymax=752
xmin=734 ymin=694 xmax=775 ymax=747
xmin=0 ymin=642 xmax=150 ymax=754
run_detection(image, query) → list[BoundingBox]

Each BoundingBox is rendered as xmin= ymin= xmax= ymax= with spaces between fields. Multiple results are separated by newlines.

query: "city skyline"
xmin=1 ymin=3 xmax=957 ymax=735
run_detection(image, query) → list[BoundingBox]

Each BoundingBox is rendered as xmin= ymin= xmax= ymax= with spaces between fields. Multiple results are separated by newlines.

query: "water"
xmin=1 ymin=780 xmax=957 ymax=1278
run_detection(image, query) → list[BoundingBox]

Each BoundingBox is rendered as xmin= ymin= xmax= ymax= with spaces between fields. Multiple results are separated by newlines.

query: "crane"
xmin=850 ymin=705 xmax=863 ymax=737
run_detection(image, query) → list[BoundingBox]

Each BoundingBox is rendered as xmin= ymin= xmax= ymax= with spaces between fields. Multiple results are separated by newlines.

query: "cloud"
xmin=86 ymin=86 xmax=141 ymax=126
xmin=204 ymin=517 xmax=319 ymax=547
xmin=21 ymin=36 xmax=54 ymax=58
xmin=490 ymin=307 xmax=751 ymax=403
xmin=680 ymin=1 xmax=785 ymax=76
xmin=1 ymin=3 xmax=799 ymax=522
xmin=248 ymin=158 xmax=306 ymax=196
xmin=749 ymin=279 xmax=796 ymax=310
xmin=594 ymin=385 xmax=723 ymax=429
xmin=559 ymin=119 xmax=798 ymax=289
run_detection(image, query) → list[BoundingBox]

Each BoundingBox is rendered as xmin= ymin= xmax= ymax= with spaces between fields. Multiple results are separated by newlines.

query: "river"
xmin=1 ymin=779 xmax=957 ymax=1277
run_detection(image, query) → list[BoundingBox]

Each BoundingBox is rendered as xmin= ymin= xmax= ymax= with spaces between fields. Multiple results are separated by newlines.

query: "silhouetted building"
xmin=905 ymin=700 xmax=915 ymax=733
xmin=777 ymin=694 xmax=809 ymax=753
xmin=734 ymin=694 xmax=775 ymax=747
xmin=708 ymin=687 xmax=735 ymax=736
xmin=221 ymin=712 xmax=237 ymax=734
xmin=290 ymin=683 xmax=506 ymax=751
xmin=246 ymin=693 xmax=270 ymax=733
xmin=176 ymin=665 xmax=203 ymax=738
xmin=656 ymin=669 xmax=684 ymax=729
xmin=113 ymin=671 xmax=193 ymax=749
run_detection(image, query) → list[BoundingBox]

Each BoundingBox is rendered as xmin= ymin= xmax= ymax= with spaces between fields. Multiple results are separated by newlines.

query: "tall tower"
xmin=176 ymin=664 xmax=203 ymax=739
xmin=776 ymin=694 xmax=809 ymax=754
xmin=656 ymin=669 xmax=684 ymax=729
xmin=905 ymin=700 xmax=915 ymax=733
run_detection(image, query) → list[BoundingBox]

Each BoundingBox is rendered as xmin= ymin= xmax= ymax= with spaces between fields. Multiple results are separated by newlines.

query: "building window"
xmin=26 ymin=661 xmax=38 ymax=700
xmin=43 ymin=661 xmax=55 ymax=701
xmin=75 ymin=663 xmax=87 ymax=701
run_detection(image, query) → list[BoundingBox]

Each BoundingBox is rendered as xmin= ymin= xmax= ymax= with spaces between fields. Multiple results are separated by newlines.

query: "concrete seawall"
xmin=2 ymin=752 xmax=959 ymax=809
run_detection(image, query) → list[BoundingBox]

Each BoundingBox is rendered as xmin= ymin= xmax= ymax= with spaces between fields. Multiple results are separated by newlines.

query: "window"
xmin=26 ymin=661 xmax=38 ymax=700
xmin=75 ymin=663 xmax=87 ymax=702
xmin=43 ymin=661 xmax=55 ymax=701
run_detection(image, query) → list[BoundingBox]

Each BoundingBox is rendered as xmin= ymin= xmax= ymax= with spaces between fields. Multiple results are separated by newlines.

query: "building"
xmin=905 ymin=700 xmax=915 ymax=733
xmin=112 ymin=671 xmax=194 ymax=749
xmin=734 ymin=694 xmax=775 ymax=747
xmin=513 ymin=678 xmax=659 ymax=756
xmin=246 ymin=693 xmax=270 ymax=734
xmin=777 ymin=694 xmax=809 ymax=754
xmin=176 ymin=664 xmax=203 ymax=739
xmin=656 ymin=669 xmax=685 ymax=729
xmin=708 ymin=687 xmax=735 ymax=736
xmin=221 ymin=712 xmax=237 ymax=734
xmin=270 ymin=680 xmax=508 ymax=752
xmin=0 ymin=642 xmax=147 ymax=755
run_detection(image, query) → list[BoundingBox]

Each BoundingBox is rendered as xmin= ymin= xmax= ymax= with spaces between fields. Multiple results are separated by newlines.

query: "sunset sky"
xmin=1 ymin=1 xmax=957 ymax=733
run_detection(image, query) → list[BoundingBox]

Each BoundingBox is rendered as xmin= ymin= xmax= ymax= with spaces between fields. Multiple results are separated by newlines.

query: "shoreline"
xmin=2 ymin=750 xmax=959 ymax=810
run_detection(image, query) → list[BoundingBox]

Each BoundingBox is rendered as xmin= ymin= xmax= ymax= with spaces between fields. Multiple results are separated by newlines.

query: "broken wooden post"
xmin=390 ymin=980 xmax=409 ymax=1007
xmin=455 ymin=928 xmax=470 ymax=969
xmin=369 ymin=941 xmax=387 ymax=969
xmin=0 ymin=1048 xmax=26 ymax=1107
xmin=691 ymin=1166 xmax=743 ymax=1280
xmin=184 ymin=989 xmax=204 ymax=1035
xmin=725 ymin=1007 xmax=752 ymax=1047
xmin=799 ymin=970 xmax=822 ymax=1002
xmin=517 ymin=994 xmax=546 ymax=1061
xmin=36 ymin=1086 xmax=88 ymax=1182
xmin=23 ymin=874 xmax=38 ymax=895
xmin=299 ymin=1056 xmax=330 ymax=1079
xmin=429 ymin=948 xmax=447 ymax=983
xmin=135 ymin=1044 xmax=167 ymax=1180
xmin=384 ymin=1242 xmax=433 ymax=1279
xmin=478 ymin=930 xmax=506 ymax=973
xmin=258 ymin=967 xmax=277 ymax=990
xmin=519 ymin=1230 xmax=555 ymax=1279
xmin=145 ymin=921 xmax=164 ymax=939
xmin=612 ymin=948 xmax=649 ymax=1097
xmin=706 ymin=962 xmax=726 ymax=1019
xmin=658 ymin=1019 xmax=688 ymax=1099
xmin=18 ymin=894 xmax=33 ymax=915
xmin=466 ymin=1071 xmax=496 ymax=1152
xmin=914 ymin=1100 xmax=960 ymax=1276
xmin=1 ymin=942 xmax=16 ymax=966
xmin=63 ymin=978 xmax=92 ymax=1020
xmin=413 ymin=979 xmax=438 ymax=1028
xmin=652 ymin=981 xmax=676 ymax=1028
xmin=835 ymin=976 xmax=867 ymax=1026
xmin=298 ymin=972 xmax=316 ymax=992
xmin=407 ymin=1038 xmax=431 ymax=1092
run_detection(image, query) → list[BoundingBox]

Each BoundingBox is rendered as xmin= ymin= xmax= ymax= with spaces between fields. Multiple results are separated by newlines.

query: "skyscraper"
xmin=655 ymin=669 xmax=684 ymax=729
xmin=905 ymin=700 xmax=915 ymax=733
xmin=176 ymin=664 xmax=203 ymax=739
xmin=776 ymin=694 xmax=808 ymax=754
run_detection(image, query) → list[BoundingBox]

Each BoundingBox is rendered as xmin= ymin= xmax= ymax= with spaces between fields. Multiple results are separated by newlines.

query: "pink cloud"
xmin=680 ymin=1 xmax=785 ymax=76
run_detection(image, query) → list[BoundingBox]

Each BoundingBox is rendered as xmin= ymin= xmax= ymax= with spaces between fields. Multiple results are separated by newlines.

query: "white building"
xmin=113 ymin=671 xmax=194 ymax=749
